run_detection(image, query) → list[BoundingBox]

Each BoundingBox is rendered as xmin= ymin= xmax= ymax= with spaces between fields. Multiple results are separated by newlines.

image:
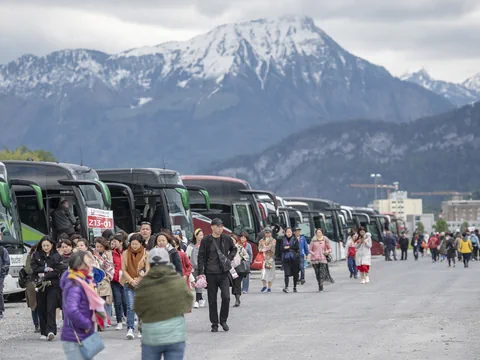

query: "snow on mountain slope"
xmin=464 ymin=73 xmax=480 ymax=93
xmin=401 ymin=69 xmax=479 ymax=106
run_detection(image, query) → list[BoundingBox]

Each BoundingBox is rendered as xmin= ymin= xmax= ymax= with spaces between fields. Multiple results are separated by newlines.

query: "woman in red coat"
xmin=109 ymin=233 xmax=128 ymax=330
xmin=173 ymin=238 xmax=193 ymax=289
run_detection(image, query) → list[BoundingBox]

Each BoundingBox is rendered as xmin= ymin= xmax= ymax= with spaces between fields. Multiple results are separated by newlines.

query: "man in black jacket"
xmin=399 ymin=232 xmax=409 ymax=260
xmin=51 ymin=200 xmax=77 ymax=238
xmin=197 ymin=218 xmax=237 ymax=332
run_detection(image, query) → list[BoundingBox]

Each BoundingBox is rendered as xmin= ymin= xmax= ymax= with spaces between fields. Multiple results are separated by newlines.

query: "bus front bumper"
xmin=3 ymin=274 xmax=24 ymax=295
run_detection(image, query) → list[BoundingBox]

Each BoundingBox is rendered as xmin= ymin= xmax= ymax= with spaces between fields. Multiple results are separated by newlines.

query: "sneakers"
xmin=365 ymin=276 xmax=370 ymax=283
xmin=220 ymin=322 xmax=230 ymax=332
xmin=361 ymin=278 xmax=366 ymax=284
xmin=300 ymin=279 xmax=306 ymax=285
xmin=282 ymin=288 xmax=289 ymax=293
xmin=242 ymin=290 xmax=247 ymax=294
xmin=116 ymin=323 xmax=123 ymax=331
xmin=193 ymin=301 xmax=200 ymax=309
xmin=260 ymin=286 xmax=267 ymax=293
xmin=267 ymin=288 xmax=272 ymax=293
xmin=40 ymin=335 xmax=47 ymax=340
xmin=0 ymin=312 xmax=3 ymax=319
xmin=349 ymin=273 xmax=353 ymax=278
xmin=211 ymin=325 xmax=219 ymax=333
xmin=126 ymin=329 xmax=134 ymax=340
xmin=137 ymin=332 xmax=142 ymax=339
xmin=47 ymin=332 xmax=55 ymax=341
xmin=199 ymin=299 xmax=206 ymax=308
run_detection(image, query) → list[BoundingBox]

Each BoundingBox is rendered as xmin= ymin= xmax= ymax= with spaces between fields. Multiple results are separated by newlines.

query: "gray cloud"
xmin=0 ymin=0 xmax=479 ymax=82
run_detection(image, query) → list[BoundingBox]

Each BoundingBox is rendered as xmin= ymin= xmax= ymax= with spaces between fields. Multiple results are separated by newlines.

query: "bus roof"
xmin=97 ymin=168 xmax=178 ymax=177
xmin=182 ymin=175 xmax=250 ymax=186
xmin=283 ymin=197 xmax=338 ymax=206
xmin=1 ymin=160 xmax=94 ymax=174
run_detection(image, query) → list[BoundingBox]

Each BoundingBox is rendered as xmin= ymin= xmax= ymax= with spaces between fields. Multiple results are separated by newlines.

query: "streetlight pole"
xmin=370 ymin=173 xmax=381 ymax=202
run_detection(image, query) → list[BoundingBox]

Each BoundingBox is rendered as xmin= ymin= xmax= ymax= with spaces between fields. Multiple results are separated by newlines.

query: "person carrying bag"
xmin=61 ymin=251 xmax=106 ymax=360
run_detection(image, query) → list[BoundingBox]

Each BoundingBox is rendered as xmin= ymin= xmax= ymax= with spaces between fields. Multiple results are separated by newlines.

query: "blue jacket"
xmin=470 ymin=234 xmax=478 ymax=246
xmin=384 ymin=234 xmax=397 ymax=248
xmin=298 ymin=235 xmax=309 ymax=257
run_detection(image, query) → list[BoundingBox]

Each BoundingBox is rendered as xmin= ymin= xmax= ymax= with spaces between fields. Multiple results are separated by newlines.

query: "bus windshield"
xmin=232 ymin=202 xmax=255 ymax=241
xmin=164 ymin=188 xmax=193 ymax=241
xmin=74 ymin=169 xmax=107 ymax=210
xmin=390 ymin=220 xmax=398 ymax=235
xmin=0 ymin=199 xmax=20 ymax=246
xmin=367 ymin=221 xmax=381 ymax=242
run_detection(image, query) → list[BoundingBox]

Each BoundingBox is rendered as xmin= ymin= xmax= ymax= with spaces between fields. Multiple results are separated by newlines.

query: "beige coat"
xmin=355 ymin=233 xmax=372 ymax=266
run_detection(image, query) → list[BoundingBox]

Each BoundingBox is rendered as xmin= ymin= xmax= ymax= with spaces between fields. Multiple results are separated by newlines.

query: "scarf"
xmin=67 ymin=269 xmax=106 ymax=328
xmin=126 ymin=246 xmax=145 ymax=279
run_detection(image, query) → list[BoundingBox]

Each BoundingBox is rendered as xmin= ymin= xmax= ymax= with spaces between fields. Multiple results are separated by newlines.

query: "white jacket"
xmin=355 ymin=233 xmax=372 ymax=266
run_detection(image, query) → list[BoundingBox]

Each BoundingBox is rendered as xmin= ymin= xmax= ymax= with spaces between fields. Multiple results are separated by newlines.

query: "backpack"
xmin=18 ymin=267 xmax=28 ymax=288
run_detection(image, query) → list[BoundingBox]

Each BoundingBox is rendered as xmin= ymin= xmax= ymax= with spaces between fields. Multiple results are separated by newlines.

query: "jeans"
xmin=206 ymin=273 xmax=230 ymax=326
xmin=299 ymin=255 xmax=306 ymax=280
xmin=62 ymin=341 xmax=85 ymax=360
xmin=347 ymin=257 xmax=357 ymax=276
xmin=413 ymin=248 xmax=419 ymax=260
xmin=430 ymin=248 xmax=437 ymax=262
xmin=32 ymin=308 xmax=39 ymax=326
xmin=141 ymin=342 xmax=186 ymax=360
xmin=124 ymin=286 xmax=136 ymax=330
xmin=0 ymin=277 xmax=4 ymax=313
xmin=241 ymin=274 xmax=249 ymax=293
xmin=101 ymin=296 xmax=113 ymax=321
xmin=111 ymin=281 xmax=127 ymax=323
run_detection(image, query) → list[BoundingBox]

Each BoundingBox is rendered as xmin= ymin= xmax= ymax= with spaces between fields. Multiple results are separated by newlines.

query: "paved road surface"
xmin=1 ymin=256 xmax=480 ymax=360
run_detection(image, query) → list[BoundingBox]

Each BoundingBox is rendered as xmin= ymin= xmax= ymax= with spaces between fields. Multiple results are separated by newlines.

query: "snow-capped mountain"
xmin=0 ymin=16 xmax=453 ymax=171
xmin=204 ymin=102 xmax=480 ymax=206
xmin=401 ymin=69 xmax=480 ymax=106
xmin=463 ymin=73 xmax=480 ymax=94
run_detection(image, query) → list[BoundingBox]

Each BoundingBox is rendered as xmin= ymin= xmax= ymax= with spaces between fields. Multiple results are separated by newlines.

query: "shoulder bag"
xmin=212 ymin=236 xmax=232 ymax=272
xmin=323 ymin=239 xmax=332 ymax=263
xmin=71 ymin=321 xmax=105 ymax=360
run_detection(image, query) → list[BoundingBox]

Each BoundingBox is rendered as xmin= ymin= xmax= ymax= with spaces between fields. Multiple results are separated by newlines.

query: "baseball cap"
xmin=264 ymin=227 xmax=272 ymax=233
xmin=148 ymin=248 xmax=170 ymax=265
xmin=211 ymin=218 xmax=224 ymax=226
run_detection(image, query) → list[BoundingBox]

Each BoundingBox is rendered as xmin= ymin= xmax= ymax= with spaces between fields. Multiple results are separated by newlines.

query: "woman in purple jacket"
xmin=60 ymin=251 xmax=98 ymax=360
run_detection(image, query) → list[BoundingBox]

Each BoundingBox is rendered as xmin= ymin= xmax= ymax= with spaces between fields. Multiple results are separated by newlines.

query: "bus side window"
xmin=16 ymin=191 xmax=49 ymax=241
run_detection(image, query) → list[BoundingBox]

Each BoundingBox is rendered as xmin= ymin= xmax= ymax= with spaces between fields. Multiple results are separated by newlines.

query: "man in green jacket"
xmin=134 ymin=247 xmax=193 ymax=360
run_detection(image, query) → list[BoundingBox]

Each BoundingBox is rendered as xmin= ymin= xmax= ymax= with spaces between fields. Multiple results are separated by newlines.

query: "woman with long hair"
xmin=110 ymin=233 xmax=128 ymax=330
xmin=30 ymin=236 xmax=64 ymax=341
xmin=239 ymin=232 xmax=253 ymax=293
xmin=25 ymin=243 xmax=40 ymax=333
xmin=309 ymin=228 xmax=334 ymax=291
xmin=94 ymin=236 xmax=114 ymax=326
xmin=121 ymin=233 xmax=149 ymax=340
xmin=458 ymin=233 xmax=473 ymax=268
xmin=355 ymin=228 xmax=372 ymax=284
xmin=172 ymin=236 xmax=193 ymax=289
xmin=281 ymin=227 xmax=300 ymax=293
xmin=187 ymin=229 xmax=205 ymax=309
xmin=60 ymin=251 xmax=106 ymax=359
xmin=154 ymin=232 xmax=183 ymax=275
xmin=231 ymin=235 xmax=249 ymax=306
xmin=446 ymin=234 xmax=458 ymax=268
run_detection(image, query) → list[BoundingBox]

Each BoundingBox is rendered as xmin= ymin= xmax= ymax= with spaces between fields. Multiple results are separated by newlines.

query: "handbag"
xmin=251 ymin=252 xmax=264 ymax=270
xmin=235 ymin=259 xmax=251 ymax=276
xmin=212 ymin=237 xmax=232 ymax=272
xmin=71 ymin=321 xmax=105 ymax=360
xmin=323 ymin=239 xmax=332 ymax=263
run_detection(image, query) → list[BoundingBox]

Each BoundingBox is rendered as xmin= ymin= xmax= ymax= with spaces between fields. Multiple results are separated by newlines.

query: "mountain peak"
xmin=463 ymin=72 xmax=480 ymax=92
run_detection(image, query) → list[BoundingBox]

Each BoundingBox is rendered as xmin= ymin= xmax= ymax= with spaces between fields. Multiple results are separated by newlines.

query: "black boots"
xmin=234 ymin=294 xmax=241 ymax=307
xmin=318 ymin=283 xmax=324 ymax=292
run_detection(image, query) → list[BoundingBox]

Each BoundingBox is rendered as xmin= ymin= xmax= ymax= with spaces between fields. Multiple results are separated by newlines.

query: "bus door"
xmin=105 ymin=183 xmax=135 ymax=234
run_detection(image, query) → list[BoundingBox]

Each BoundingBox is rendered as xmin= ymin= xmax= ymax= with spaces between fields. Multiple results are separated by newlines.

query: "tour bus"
xmin=351 ymin=207 xmax=385 ymax=256
xmin=181 ymin=175 xmax=278 ymax=257
xmin=97 ymin=168 xmax=209 ymax=242
xmin=3 ymin=161 xmax=112 ymax=245
xmin=380 ymin=212 xmax=407 ymax=237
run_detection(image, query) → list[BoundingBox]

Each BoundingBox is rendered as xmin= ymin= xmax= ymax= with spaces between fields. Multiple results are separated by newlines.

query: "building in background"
xmin=372 ymin=191 xmax=423 ymax=221
xmin=442 ymin=199 xmax=480 ymax=231
xmin=406 ymin=214 xmax=435 ymax=234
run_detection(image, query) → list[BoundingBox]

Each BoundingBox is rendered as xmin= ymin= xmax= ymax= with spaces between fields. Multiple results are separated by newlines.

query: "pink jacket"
xmin=308 ymin=237 xmax=332 ymax=264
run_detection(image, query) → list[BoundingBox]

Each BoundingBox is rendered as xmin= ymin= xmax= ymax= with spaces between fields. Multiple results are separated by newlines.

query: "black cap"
xmin=211 ymin=218 xmax=224 ymax=226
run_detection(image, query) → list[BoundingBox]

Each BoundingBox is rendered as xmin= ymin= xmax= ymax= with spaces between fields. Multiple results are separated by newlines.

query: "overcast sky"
xmin=1 ymin=0 xmax=479 ymax=83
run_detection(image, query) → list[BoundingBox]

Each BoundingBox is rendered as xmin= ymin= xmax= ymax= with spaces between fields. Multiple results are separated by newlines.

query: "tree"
xmin=434 ymin=219 xmax=449 ymax=233
xmin=416 ymin=221 xmax=425 ymax=234
xmin=460 ymin=221 xmax=469 ymax=233
xmin=0 ymin=146 xmax=57 ymax=162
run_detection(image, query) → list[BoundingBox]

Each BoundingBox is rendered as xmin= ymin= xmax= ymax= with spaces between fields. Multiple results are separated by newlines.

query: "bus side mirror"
xmin=199 ymin=189 xmax=211 ymax=210
xmin=31 ymin=184 xmax=44 ymax=211
xmin=175 ymin=188 xmax=190 ymax=211
xmin=0 ymin=182 xmax=12 ymax=209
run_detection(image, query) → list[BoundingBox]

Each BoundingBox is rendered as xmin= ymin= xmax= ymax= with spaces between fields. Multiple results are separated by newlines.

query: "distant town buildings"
xmin=406 ymin=214 xmax=435 ymax=234
xmin=442 ymin=199 xmax=480 ymax=231
xmin=372 ymin=191 xmax=423 ymax=221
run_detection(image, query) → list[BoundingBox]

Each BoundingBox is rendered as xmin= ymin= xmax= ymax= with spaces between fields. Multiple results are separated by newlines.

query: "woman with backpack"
xmin=187 ymin=229 xmax=205 ymax=309
xmin=30 ymin=236 xmax=64 ymax=341
xmin=458 ymin=233 xmax=473 ymax=268
xmin=309 ymin=228 xmax=334 ymax=292
xmin=281 ymin=227 xmax=300 ymax=293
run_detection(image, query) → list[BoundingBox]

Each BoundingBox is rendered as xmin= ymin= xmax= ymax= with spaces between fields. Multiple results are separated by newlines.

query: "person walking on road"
xmin=309 ymin=228 xmax=334 ymax=292
xmin=399 ymin=232 xmax=409 ymax=260
xmin=345 ymin=231 xmax=358 ymax=278
xmin=470 ymin=230 xmax=479 ymax=261
xmin=384 ymin=231 xmax=397 ymax=261
xmin=0 ymin=232 xmax=11 ymax=319
xmin=411 ymin=234 xmax=420 ymax=261
xmin=110 ymin=233 xmax=127 ymax=330
xmin=458 ymin=233 xmax=473 ymax=268
xmin=172 ymin=236 xmax=193 ymax=289
xmin=93 ymin=237 xmax=114 ymax=326
xmin=258 ymin=227 xmax=276 ymax=293
xmin=121 ymin=233 xmax=150 ymax=340
xmin=61 ymin=251 xmax=106 ymax=360
xmin=134 ymin=248 xmax=193 ymax=360
xmin=154 ymin=233 xmax=183 ymax=275
xmin=197 ymin=218 xmax=237 ymax=333
xmin=31 ymin=235 xmax=64 ymax=341
xmin=187 ymin=229 xmax=205 ymax=309
xmin=281 ymin=227 xmax=300 ymax=293
xmin=295 ymin=227 xmax=309 ymax=285
xmin=428 ymin=233 xmax=439 ymax=263
xmin=239 ymin=232 xmax=253 ymax=294
xmin=438 ymin=233 xmax=448 ymax=262
xmin=446 ymin=235 xmax=458 ymax=268
xmin=355 ymin=228 xmax=372 ymax=284
xmin=231 ymin=235 xmax=249 ymax=307
xmin=25 ymin=244 xmax=40 ymax=332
